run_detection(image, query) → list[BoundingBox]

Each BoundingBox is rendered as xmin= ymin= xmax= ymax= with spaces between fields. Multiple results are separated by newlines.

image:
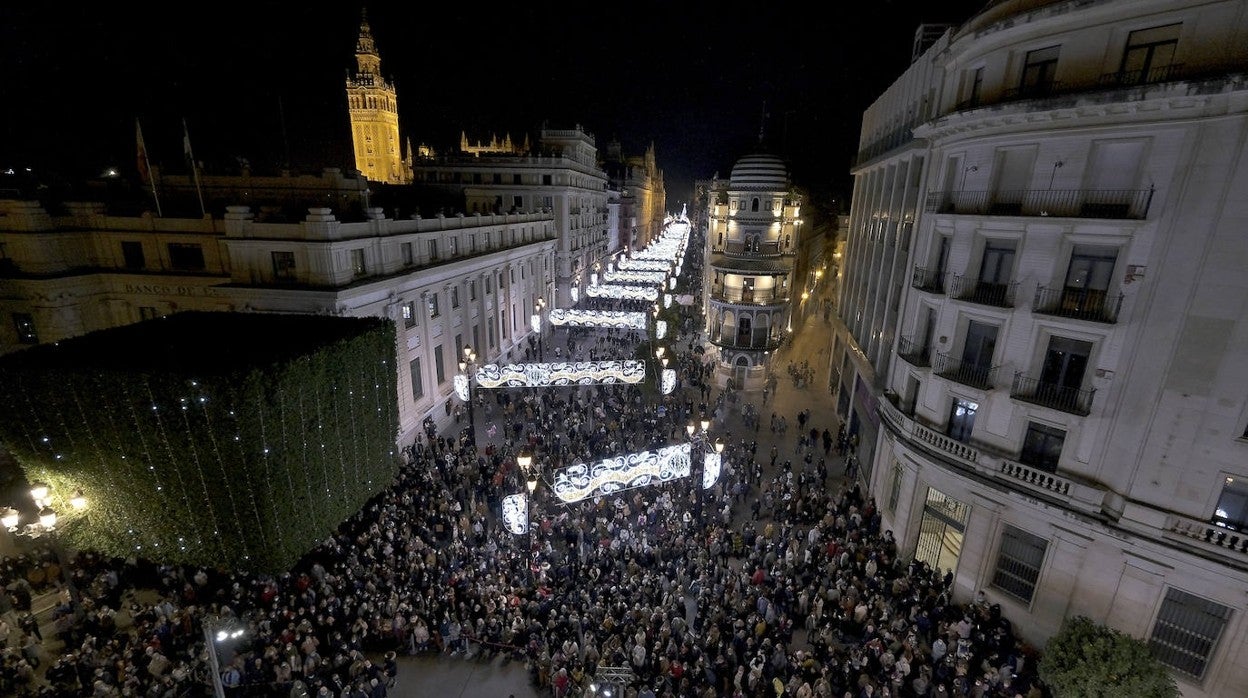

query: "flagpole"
xmin=135 ymin=118 xmax=163 ymax=217
xmin=183 ymin=117 xmax=206 ymax=217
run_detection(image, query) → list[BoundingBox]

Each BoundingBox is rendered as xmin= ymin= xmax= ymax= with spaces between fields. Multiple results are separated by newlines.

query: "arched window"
xmin=737 ymin=316 xmax=752 ymax=345
xmin=751 ymin=198 xmax=760 ymax=212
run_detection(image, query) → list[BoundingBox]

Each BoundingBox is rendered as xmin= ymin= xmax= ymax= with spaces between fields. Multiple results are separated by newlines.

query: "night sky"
xmin=1 ymin=1 xmax=989 ymax=207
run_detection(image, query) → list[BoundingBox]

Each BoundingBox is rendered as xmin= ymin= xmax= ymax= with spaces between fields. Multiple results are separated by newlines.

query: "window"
xmin=1040 ymin=336 xmax=1091 ymax=391
xmin=271 ymin=251 xmax=296 ymax=281
xmin=472 ymin=326 xmax=481 ymax=351
xmin=1149 ymin=588 xmax=1231 ymax=680
xmin=751 ymin=198 xmax=760 ymax=212
xmin=979 ymin=240 xmax=1016 ymax=286
xmin=888 ymin=462 xmax=903 ymax=513
xmin=542 ymin=174 xmax=552 ymax=185
xmin=454 ymin=333 xmax=463 ymax=361
xmin=486 ymin=276 xmax=493 ymax=294
xmin=139 ymin=307 xmax=159 ymax=321
xmin=350 ymin=248 xmax=366 ymax=277
xmin=409 ymin=358 xmax=424 ymax=400
xmin=428 ymin=240 xmax=439 ymax=262
xmin=967 ymin=66 xmax=984 ymax=107
xmin=513 ymin=174 xmax=522 ymax=184
xmin=469 ymin=280 xmax=477 ymax=301
xmin=488 ymin=317 xmax=496 ymax=348
xmin=450 ymin=237 xmax=459 ymax=257
xmin=947 ymin=398 xmax=978 ymax=443
xmin=122 ymin=241 xmax=145 ymax=269
xmin=168 ymin=243 xmax=205 ymax=271
xmin=12 ymin=313 xmax=37 ymax=344
xmin=468 ymin=234 xmax=476 ymax=253
xmin=1212 ymin=477 xmax=1248 ymax=532
xmin=493 ymin=173 xmax=502 ymax=184
xmin=1020 ymin=422 xmax=1065 ymax=472
xmin=960 ymin=321 xmax=998 ymax=373
xmin=542 ymin=196 xmax=552 ymax=209
xmin=402 ymin=242 xmax=413 ymax=266
xmin=991 ymin=525 xmax=1047 ymax=604
xmin=513 ymin=195 xmax=523 ymax=209
xmin=402 ymin=301 xmax=417 ymax=329
xmin=451 ymin=286 xmax=460 ymax=309
xmin=434 ymin=345 xmax=445 ymax=385
xmin=1020 ymin=45 xmax=1060 ymax=96
xmin=1120 ymin=24 xmax=1180 ymax=85
xmin=427 ymin=293 xmax=440 ymax=319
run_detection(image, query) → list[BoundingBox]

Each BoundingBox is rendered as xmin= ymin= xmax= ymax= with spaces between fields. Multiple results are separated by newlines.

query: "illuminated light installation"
xmin=669 ymin=277 xmax=677 ymax=290
xmin=617 ymin=259 xmax=673 ymax=272
xmin=664 ymin=293 xmax=673 ymax=308
xmin=475 ymin=360 xmax=646 ymax=388
xmin=586 ymin=285 xmax=659 ymax=301
xmin=571 ymin=287 xmax=579 ymax=303
xmin=602 ymin=270 xmax=668 ymax=285
xmin=551 ymin=443 xmax=721 ymax=502
xmin=501 ymin=494 xmax=528 ymax=534
xmin=590 ymin=272 xmax=598 ymax=285
xmin=656 ymin=320 xmax=667 ymax=340
xmin=548 ymin=309 xmax=648 ymax=330
xmin=530 ymin=313 xmax=541 ymax=334
xmin=453 ymin=374 xmax=470 ymax=402
xmin=661 ymin=369 xmax=676 ymax=395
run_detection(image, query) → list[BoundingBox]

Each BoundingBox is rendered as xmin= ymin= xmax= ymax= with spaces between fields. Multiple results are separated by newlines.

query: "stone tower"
xmin=346 ymin=10 xmax=410 ymax=184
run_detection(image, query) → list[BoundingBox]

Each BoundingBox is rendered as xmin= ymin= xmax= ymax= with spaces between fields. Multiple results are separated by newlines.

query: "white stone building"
xmin=833 ymin=1 xmax=1248 ymax=694
xmin=0 ymin=172 xmax=556 ymax=445
xmin=703 ymin=152 xmax=803 ymax=390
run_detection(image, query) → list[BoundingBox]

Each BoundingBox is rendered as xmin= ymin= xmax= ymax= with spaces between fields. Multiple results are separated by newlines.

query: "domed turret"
xmin=729 ymin=153 xmax=789 ymax=190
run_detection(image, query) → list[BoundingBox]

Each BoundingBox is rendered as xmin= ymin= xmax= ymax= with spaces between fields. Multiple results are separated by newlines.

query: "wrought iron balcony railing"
xmin=1098 ymin=63 xmax=1184 ymax=88
xmin=949 ymin=275 xmax=1017 ymax=308
xmin=924 ymin=188 xmax=1153 ymax=220
xmin=711 ymin=288 xmax=790 ymax=305
xmin=934 ymin=353 xmax=997 ymax=391
xmin=1033 ymin=287 xmax=1122 ymax=324
xmin=1010 ymin=373 xmax=1095 ymax=415
xmin=897 ymin=335 xmax=931 ymax=368
xmin=708 ymin=330 xmax=783 ymax=351
xmin=912 ymin=267 xmax=945 ymax=294
xmin=723 ymin=241 xmax=782 ymax=256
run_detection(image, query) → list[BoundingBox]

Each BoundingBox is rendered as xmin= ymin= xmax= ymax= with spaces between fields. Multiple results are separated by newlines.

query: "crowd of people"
xmin=0 ymin=259 xmax=1046 ymax=698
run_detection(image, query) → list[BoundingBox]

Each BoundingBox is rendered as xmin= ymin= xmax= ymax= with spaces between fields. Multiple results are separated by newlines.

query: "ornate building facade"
xmin=0 ymin=168 xmax=556 ymax=445
xmin=602 ymin=140 xmax=667 ymax=252
xmin=346 ymin=12 xmax=411 ymax=184
xmin=702 ymin=152 xmax=802 ymax=390
xmin=833 ymin=1 xmax=1248 ymax=694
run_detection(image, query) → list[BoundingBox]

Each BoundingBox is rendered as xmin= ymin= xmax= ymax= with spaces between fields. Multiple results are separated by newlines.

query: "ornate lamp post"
xmin=2 ymin=482 xmax=86 ymax=605
xmin=685 ymin=420 xmax=725 ymax=520
xmin=458 ymin=346 xmax=478 ymax=447
xmin=516 ymin=447 xmax=539 ymax=583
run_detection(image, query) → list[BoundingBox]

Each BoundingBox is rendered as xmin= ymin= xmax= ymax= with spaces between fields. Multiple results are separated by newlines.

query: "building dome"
xmin=729 ymin=153 xmax=789 ymax=190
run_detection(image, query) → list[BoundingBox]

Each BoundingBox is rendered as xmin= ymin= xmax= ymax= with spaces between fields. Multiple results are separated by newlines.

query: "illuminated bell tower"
xmin=346 ymin=11 xmax=409 ymax=184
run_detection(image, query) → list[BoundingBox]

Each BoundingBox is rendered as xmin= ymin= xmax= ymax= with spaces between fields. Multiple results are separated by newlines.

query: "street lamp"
xmin=516 ymin=447 xmax=539 ymax=583
xmin=3 ymin=482 xmax=85 ymax=606
xmin=685 ymin=420 xmax=725 ymax=520
xmin=458 ymin=346 xmax=478 ymax=447
xmin=203 ymin=615 xmax=247 ymax=698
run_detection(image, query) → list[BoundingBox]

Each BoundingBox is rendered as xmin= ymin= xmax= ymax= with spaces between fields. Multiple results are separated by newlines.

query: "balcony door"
xmin=1040 ymin=337 xmax=1091 ymax=390
xmin=1063 ymin=245 xmax=1116 ymax=312
xmin=947 ymin=398 xmax=978 ymax=443
xmin=742 ymin=277 xmax=755 ymax=303
xmin=979 ymin=240 xmax=1016 ymax=299
xmin=961 ymin=321 xmax=998 ymax=372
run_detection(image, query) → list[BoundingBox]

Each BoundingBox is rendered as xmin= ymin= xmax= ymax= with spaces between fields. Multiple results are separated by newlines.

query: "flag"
xmin=136 ymin=118 xmax=151 ymax=185
xmin=182 ymin=118 xmax=195 ymax=171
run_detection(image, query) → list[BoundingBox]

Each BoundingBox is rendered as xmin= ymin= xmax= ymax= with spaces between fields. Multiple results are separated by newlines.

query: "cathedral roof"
xmin=729 ymin=152 xmax=789 ymax=190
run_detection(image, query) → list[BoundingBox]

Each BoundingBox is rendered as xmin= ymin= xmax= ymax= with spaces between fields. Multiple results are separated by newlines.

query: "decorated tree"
xmin=0 ymin=311 xmax=400 ymax=573
xmin=1039 ymin=615 xmax=1179 ymax=698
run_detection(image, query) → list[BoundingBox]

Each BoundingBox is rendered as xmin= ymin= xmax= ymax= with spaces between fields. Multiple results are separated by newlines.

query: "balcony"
xmin=911 ymin=267 xmax=945 ymax=294
xmin=708 ymin=329 xmax=783 ymax=351
xmin=1165 ymin=513 xmax=1248 ymax=563
xmin=710 ymin=287 xmax=790 ymax=306
xmin=879 ymin=397 xmax=1111 ymax=516
xmin=934 ymin=353 xmax=997 ymax=390
xmin=924 ymin=188 xmax=1153 ymax=220
xmin=724 ymin=241 xmax=781 ymax=256
xmin=1010 ymin=373 xmax=1095 ymax=415
xmin=1098 ymin=63 xmax=1185 ymax=88
xmin=897 ymin=336 xmax=931 ymax=368
xmin=949 ymin=275 xmax=1017 ymax=308
xmin=1033 ymin=287 xmax=1122 ymax=324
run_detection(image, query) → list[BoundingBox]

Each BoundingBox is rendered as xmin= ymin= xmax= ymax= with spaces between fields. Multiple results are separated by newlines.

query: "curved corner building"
xmin=704 ymin=151 xmax=803 ymax=389
xmin=833 ymin=1 xmax=1248 ymax=694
